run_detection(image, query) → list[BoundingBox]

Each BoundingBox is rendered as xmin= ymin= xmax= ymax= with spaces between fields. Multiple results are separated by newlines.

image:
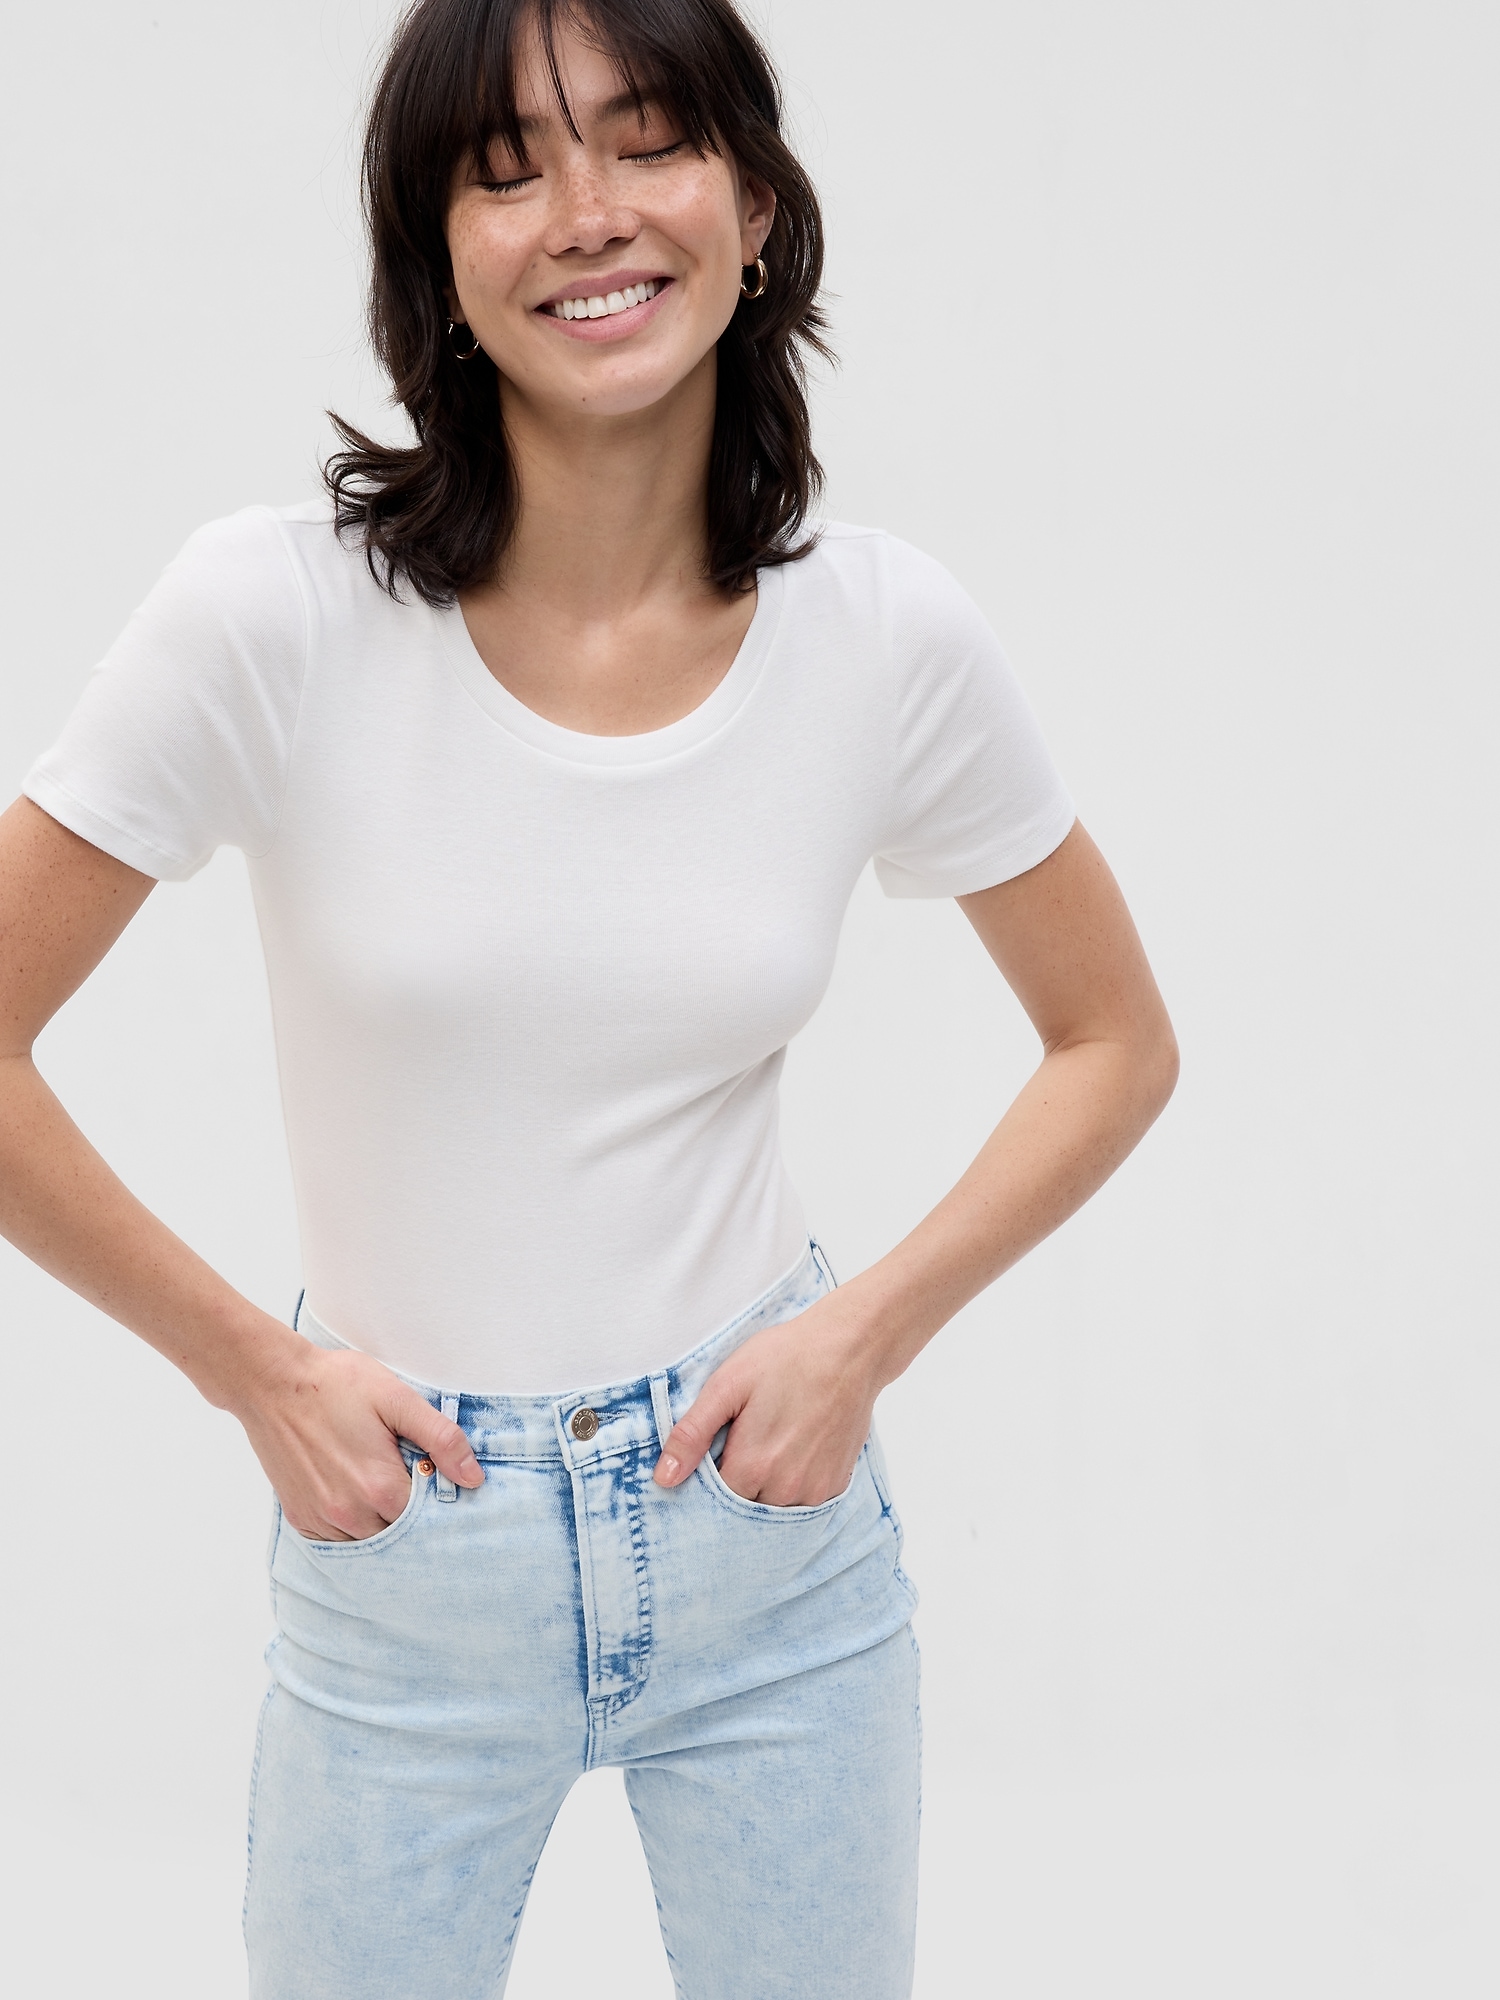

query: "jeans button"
xmin=416 ymin=1457 xmax=435 ymax=1477
xmin=570 ymin=1407 xmax=599 ymax=1441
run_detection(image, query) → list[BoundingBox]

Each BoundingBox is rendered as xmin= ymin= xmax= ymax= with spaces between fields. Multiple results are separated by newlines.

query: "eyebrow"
xmin=514 ymin=89 xmax=657 ymax=140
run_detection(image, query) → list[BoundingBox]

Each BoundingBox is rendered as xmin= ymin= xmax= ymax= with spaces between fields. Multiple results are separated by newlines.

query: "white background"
xmin=1 ymin=2 xmax=1496 ymax=1993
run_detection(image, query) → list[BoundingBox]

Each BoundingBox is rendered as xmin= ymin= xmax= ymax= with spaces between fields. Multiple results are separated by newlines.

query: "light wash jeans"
xmin=244 ymin=1244 xmax=921 ymax=1998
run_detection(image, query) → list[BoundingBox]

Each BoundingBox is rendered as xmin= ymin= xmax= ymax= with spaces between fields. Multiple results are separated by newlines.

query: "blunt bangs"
xmin=469 ymin=2 xmax=717 ymax=168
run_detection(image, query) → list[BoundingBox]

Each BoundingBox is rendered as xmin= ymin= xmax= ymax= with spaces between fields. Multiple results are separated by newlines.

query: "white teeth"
xmin=550 ymin=279 xmax=661 ymax=320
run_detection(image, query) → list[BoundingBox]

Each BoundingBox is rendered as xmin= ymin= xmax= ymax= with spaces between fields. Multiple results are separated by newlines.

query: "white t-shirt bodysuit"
xmin=26 ymin=506 xmax=1075 ymax=1392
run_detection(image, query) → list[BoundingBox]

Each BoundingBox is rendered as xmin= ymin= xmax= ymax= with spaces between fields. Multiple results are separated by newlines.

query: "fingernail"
xmin=461 ymin=1453 xmax=482 ymax=1480
xmin=656 ymin=1454 xmax=679 ymax=1484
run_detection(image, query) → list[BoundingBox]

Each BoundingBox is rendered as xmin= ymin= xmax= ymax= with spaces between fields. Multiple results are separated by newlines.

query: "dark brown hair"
xmin=324 ymin=0 xmax=830 ymax=604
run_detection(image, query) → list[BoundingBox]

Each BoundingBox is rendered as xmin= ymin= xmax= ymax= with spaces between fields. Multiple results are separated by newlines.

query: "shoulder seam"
xmin=249 ymin=507 xmax=315 ymax=864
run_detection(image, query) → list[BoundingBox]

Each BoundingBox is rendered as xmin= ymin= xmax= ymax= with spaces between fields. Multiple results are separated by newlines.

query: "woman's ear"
xmin=739 ymin=171 xmax=776 ymax=264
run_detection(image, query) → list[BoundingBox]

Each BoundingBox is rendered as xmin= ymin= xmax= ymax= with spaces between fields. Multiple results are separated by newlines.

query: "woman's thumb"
xmin=654 ymin=1371 xmax=742 ymax=1487
xmin=386 ymin=1385 xmax=484 ymax=1488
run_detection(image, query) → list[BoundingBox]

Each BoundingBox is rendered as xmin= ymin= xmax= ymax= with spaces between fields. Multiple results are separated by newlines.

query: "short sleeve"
xmin=23 ymin=506 xmax=308 ymax=881
xmin=873 ymin=541 xmax=1076 ymax=898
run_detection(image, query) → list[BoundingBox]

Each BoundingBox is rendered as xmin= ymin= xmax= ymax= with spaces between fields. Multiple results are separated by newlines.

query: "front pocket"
xmin=697 ymin=1441 xmax=867 ymax=1522
xmin=288 ymin=1458 xmax=429 ymax=1559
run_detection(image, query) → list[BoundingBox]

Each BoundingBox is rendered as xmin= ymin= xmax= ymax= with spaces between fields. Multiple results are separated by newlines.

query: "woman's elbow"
xmin=1141 ymin=1013 xmax=1180 ymax=1118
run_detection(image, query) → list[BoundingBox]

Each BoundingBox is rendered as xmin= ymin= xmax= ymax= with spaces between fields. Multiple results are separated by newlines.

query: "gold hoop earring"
xmin=739 ymin=257 xmax=768 ymax=301
xmin=447 ymin=319 xmax=483 ymax=361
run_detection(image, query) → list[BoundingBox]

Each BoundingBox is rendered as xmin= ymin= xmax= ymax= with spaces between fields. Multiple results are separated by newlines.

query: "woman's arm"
xmin=654 ymin=821 xmax=1180 ymax=1503
xmin=0 ymin=796 xmax=482 ymax=1534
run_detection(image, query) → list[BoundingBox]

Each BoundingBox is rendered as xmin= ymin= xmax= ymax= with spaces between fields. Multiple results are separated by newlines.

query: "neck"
xmin=493 ymin=351 xmax=720 ymax=616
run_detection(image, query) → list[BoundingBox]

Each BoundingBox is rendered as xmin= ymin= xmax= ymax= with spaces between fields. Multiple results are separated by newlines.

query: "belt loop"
xmin=436 ymin=1393 xmax=461 ymax=1502
xmin=648 ymin=1374 xmax=675 ymax=1455
xmin=810 ymin=1238 xmax=838 ymax=1291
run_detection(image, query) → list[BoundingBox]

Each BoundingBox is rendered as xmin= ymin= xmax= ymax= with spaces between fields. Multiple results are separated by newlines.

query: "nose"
xmin=545 ymin=155 xmax=640 ymax=260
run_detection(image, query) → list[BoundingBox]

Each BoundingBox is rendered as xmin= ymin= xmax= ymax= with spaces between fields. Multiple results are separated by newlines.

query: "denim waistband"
xmin=295 ymin=1241 xmax=834 ymax=1468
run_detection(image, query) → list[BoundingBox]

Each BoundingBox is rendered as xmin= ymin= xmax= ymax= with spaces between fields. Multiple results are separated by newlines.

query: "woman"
xmin=0 ymin=0 xmax=1177 ymax=1993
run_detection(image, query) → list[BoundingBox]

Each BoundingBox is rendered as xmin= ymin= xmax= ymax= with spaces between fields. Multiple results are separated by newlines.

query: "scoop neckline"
xmin=432 ymin=565 xmax=783 ymax=767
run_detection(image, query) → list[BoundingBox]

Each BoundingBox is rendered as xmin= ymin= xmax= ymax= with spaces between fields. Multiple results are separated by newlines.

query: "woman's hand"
xmin=652 ymin=1289 xmax=890 ymax=1507
xmin=234 ymin=1330 xmax=484 ymax=1542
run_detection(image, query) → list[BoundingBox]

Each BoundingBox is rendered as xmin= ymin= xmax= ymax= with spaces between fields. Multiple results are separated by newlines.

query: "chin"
xmin=551 ymin=350 xmax=716 ymax=421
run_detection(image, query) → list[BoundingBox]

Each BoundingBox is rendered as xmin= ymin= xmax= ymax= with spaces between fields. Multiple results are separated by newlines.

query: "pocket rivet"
xmin=416 ymin=1457 xmax=435 ymax=1477
xmin=570 ymin=1407 xmax=600 ymax=1441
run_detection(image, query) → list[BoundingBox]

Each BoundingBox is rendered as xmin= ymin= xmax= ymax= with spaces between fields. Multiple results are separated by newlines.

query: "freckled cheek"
xmin=650 ymin=183 xmax=745 ymax=290
xmin=449 ymin=218 xmax=536 ymax=320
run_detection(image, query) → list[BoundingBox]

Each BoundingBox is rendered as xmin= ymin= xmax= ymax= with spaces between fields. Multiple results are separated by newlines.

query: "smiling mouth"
xmin=542 ymin=277 xmax=667 ymax=321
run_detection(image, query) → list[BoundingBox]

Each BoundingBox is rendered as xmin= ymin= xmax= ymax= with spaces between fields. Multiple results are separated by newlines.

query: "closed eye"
xmin=479 ymin=136 xmax=685 ymax=191
xmin=624 ymin=140 xmax=687 ymax=164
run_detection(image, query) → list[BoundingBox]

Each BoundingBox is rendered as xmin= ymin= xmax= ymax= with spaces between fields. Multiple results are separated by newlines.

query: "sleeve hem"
xmin=874 ymin=800 xmax=1078 ymax=900
xmin=21 ymin=772 xmax=202 ymax=882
